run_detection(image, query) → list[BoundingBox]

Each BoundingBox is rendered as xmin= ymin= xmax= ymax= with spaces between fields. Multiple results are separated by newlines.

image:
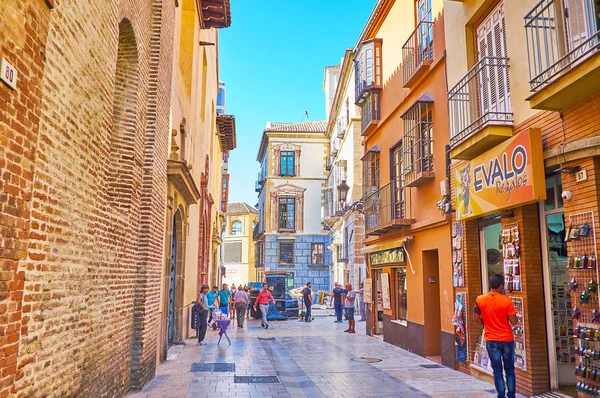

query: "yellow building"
xmin=159 ymin=0 xmax=235 ymax=361
xmin=222 ymin=203 xmax=259 ymax=286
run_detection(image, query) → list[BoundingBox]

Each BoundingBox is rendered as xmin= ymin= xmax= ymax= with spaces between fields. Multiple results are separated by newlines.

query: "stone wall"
xmin=264 ymin=235 xmax=331 ymax=292
xmin=0 ymin=0 xmax=174 ymax=396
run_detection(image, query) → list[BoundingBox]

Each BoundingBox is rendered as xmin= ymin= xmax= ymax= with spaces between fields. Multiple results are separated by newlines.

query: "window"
xmin=362 ymin=151 xmax=380 ymax=197
xmin=341 ymin=226 xmax=349 ymax=261
xmin=231 ymin=220 xmax=242 ymax=235
xmin=396 ymin=267 xmax=407 ymax=321
xmin=390 ymin=143 xmax=406 ymax=219
xmin=223 ymin=241 xmax=242 ymax=263
xmin=402 ymin=101 xmax=433 ymax=176
xmin=255 ymin=243 xmax=264 ymax=267
xmin=280 ymin=151 xmax=295 ymax=176
xmin=545 ymin=174 xmax=564 ymax=211
xmin=279 ymin=198 xmax=295 ymax=230
xmin=311 ymin=243 xmax=325 ymax=265
xmin=476 ymin=3 xmax=510 ymax=117
xmin=279 ymin=242 xmax=294 ymax=264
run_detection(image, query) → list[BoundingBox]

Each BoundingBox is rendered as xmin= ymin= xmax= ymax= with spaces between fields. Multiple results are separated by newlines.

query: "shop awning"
xmin=360 ymin=238 xmax=406 ymax=254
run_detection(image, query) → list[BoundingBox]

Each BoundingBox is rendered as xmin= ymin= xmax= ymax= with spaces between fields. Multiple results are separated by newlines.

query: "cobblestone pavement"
xmin=129 ymin=310 xmax=522 ymax=398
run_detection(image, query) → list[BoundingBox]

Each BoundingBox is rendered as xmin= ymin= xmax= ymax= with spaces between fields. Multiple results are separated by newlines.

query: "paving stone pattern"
xmin=129 ymin=311 xmax=525 ymax=398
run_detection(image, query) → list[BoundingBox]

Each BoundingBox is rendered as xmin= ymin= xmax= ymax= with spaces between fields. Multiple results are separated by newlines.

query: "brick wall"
xmin=0 ymin=2 xmax=52 ymax=396
xmin=1 ymin=0 xmax=175 ymax=396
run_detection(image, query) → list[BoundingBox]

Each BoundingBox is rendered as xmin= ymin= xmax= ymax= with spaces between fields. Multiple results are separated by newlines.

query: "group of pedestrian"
xmin=329 ymin=282 xmax=365 ymax=332
xmin=193 ymin=282 xmax=257 ymax=346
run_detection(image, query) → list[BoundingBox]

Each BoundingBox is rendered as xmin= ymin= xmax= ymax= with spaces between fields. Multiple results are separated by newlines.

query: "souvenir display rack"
xmin=511 ymin=297 xmax=527 ymax=371
xmin=551 ymin=265 xmax=575 ymax=365
xmin=452 ymin=222 xmax=464 ymax=287
xmin=501 ymin=223 xmax=522 ymax=292
xmin=453 ymin=293 xmax=468 ymax=362
xmin=570 ymin=212 xmax=600 ymax=394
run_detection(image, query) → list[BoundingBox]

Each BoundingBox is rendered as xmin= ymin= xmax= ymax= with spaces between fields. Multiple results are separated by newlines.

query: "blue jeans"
xmin=486 ymin=341 xmax=516 ymax=398
xmin=304 ymin=303 xmax=312 ymax=321
xmin=334 ymin=301 xmax=343 ymax=321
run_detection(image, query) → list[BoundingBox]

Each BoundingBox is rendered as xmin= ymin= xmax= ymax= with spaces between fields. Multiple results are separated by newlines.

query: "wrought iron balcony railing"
xmin=525 ymin=0 xmax=600 ymax=91
xmin=363 ymin=179 xmax=412 ymax=234
xmin=448 ymin=56 xmax=513 ymax=147
xmin=402 ymin=21 xmax=435 ymax=86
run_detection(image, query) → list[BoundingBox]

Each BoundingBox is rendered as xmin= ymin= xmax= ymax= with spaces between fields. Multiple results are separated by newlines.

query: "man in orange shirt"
xmin=474 ymin=274 xmax=518 ymax=398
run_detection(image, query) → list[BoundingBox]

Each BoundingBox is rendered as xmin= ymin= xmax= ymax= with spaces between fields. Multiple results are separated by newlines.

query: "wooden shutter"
xmin=476 ymin=3 xmax=510 ymax=116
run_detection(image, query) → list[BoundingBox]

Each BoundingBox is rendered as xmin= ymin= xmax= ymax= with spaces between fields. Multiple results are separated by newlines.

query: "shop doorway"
xmin=541 ymin=175 xmax=576 ymax=393
xmin=423 ymin=250 xmax=441 ymax=359
xmin=480 ymin=220 xmax=503 ymax=292
xmin=374 ymin=269 xmax=384 ymax=334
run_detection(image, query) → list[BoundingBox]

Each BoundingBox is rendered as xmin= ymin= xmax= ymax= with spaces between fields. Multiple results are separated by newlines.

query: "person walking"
xmin=245 ymin=287 xmax=251 ymax=319
xmin=342 ymin=283 xmax=356 ymax=333
xmin=329 ymin=282 xmax=345 ymax=323
xmin=254 ymin=283 xmax=276 ymax=329
xmin=358 ymin=282 xmax=366 ymax=322
xmin=234 ymin=285 xmax=248 ymax=328
xmin=473 ymin=274 xmax=518 ymax=398
xmin=230 ymin=284 xmax=237 ymax=320
xmin=194 ymin=284 xmax=210 ymax=346
xmin=207 ymin=285 xmax=218 ymax=324
xmin=302 ymin=282 xmax=313 ymax=322
xmin=216 ymin=283 xmax=231 ymax=316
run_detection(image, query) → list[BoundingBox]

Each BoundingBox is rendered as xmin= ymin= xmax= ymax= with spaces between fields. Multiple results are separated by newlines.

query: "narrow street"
xmin=130 ymin=312 xmax=508 ymax=398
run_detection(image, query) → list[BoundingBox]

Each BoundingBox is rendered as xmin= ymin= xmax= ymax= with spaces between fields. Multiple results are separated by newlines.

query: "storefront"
xmin=452 ymin=128 xmax=553 ymax=396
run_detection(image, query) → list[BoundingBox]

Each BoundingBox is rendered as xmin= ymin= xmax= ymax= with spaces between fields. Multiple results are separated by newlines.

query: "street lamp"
xmin=336 ymin=180 xmax=364 ymax=214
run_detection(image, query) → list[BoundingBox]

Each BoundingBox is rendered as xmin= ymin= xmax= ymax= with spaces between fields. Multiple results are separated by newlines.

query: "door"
xmin=476 ymin=3 xmax=510 ymax=117
xmin=374 ymin=270 xmax=384 ymax=334
xmin=480 ymin=221 xmax=502 ymax=292
xmin=541 ymin=175 xmax=576 ymax=390
xmin=417 ymin=0 xmax=433 ymax=61
xmin=168 ymin=216 xmax=177 ymax=342
xmin=423 ymin=250 xmax=441 ymax=357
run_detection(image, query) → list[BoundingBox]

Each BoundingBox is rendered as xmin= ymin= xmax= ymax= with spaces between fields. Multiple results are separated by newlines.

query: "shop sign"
xmin=381 ymin=273 xmax=391 ymax=309
xmin=363 ymin=278 xmax=373 ymax=303
xmin=369 ymin=247 xmax=405 ymax=266
xmin=454 ymin=129 xmax=545 ymax=221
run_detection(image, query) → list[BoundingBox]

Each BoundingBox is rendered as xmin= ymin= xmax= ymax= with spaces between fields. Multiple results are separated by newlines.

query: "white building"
xmin=322 ymin=51 xmax=366 ymax=290
xmin=254 ymin=121 xmax=333 ymax=292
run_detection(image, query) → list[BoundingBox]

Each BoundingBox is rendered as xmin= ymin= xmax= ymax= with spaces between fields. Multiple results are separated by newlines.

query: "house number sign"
xmin=1 ymin=58 xmax=17 ymax=90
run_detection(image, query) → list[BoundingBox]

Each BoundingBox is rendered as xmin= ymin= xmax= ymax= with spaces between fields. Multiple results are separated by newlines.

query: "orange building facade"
xmin=359 ymin=0 xmax=455 ymax=366
xmin=445 ymin=0 xmax=600 ymax=395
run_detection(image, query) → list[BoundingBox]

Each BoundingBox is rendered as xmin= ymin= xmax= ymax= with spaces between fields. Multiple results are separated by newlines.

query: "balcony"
xmin=363 ymin=180 xmax=413 ymax=236
xmin=253 ymin=222 xmax=264 ymax=240
xmin=336 ymin=117 xmax=348 ymax=138
xmin=402 ymin=21 xmax=435 ymax=87
xmin=402 ymin=101 xmax=435 ymax=187
xmin=355 ymin=38 xmax=383 ymax=105
xmin=448 ymin=57 xmax=513 ymax=160
xmin=525 ymin=0 xmax=600 ymax=111
xmin=255 ymin=172 xmax=263 ymax=192
xmin=330 ymin=137 xmax=340 ymax=157
xmin=360 ymin=91 xmax=381 ymax=136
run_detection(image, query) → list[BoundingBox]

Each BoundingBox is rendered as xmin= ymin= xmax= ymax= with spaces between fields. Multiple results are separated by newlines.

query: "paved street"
xmin=129 ymin=310 xmax=514 ymax=398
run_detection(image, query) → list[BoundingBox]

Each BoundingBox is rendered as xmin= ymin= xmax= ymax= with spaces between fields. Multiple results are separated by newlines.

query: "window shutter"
xmin=476 ymin=2 xmax=509 ymax=116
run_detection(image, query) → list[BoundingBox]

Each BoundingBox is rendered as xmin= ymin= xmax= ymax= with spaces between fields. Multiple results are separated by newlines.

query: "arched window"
xmin=231 ymin=221 xmax=243 ymax=235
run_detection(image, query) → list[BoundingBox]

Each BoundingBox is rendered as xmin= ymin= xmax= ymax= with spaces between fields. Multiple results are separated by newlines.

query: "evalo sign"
xmin=454 ymin=129 xmax=546 ymax=221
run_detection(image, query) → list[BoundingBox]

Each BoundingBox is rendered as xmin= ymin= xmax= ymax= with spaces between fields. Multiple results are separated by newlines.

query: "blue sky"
xmin=219 ymin=0 xmax=377 ymax=205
